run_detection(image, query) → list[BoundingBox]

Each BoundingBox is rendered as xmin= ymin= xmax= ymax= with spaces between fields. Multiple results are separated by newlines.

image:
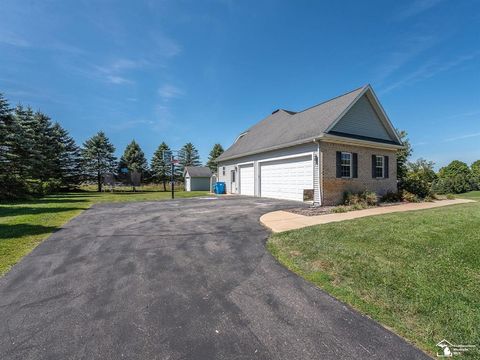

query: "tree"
xmin=433 ymin=160 xmax=474 ymax=194
xmin=50 ymin=122 xmax=82 ymax=188
xmin=206 ymin=143 xmax=224 ymax=173
xmin=0 ymin=93 xmax=14 ymax=174
xmin=82 ymin=131 xmax=117 ymax=192
xmin=177 ymin=142 xmax=201 ymax=177
xmin=396 ymin=130 xmax=412 ymax=187
xmin=119 ymin=140 xmax=148 ymax=173
xmin=12 ymin=105 xmax=40 ymax=177
xmin=472 ymin=160 xmax=480 ymax=190
xmin=151 ymin=142 xmax=172 ymax=191
xmin=402 ymin=158 xmax=437 ymax=198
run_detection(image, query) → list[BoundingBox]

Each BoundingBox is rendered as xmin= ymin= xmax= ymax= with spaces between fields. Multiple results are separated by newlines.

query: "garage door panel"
xmin=239 ymin=164 xmax=254 ymax=196
xmin=260 ymin=155 xmax=313 ymax=201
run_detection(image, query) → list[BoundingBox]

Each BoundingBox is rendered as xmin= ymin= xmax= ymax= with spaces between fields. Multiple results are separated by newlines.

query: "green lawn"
xmin=0 ymin=190 xmax=208 ymax=276
xmin=268 ymin=191 xmax=480 ymax=357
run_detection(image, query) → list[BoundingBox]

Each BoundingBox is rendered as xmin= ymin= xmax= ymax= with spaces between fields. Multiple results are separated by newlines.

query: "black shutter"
xmin=352 ymin=153 xmax=358 ymax=178
xmin=336 ymin=151 xmax=342 ymax=178
xmin=384 ymin=156 xmax=389 ymax=178
xmin=372 ymin=155 xmax=376 ymax=178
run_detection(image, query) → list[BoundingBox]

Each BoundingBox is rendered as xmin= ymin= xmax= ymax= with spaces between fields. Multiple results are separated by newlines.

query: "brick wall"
xmin=320 ymin=141 xmax=398 ymax=205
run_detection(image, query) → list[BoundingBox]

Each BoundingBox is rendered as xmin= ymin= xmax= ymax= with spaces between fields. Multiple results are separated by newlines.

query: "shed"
xmin=184 ymin=166 xmax=212 ymax=191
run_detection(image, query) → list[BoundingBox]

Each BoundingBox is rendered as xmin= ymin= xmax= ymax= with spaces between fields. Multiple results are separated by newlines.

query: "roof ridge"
xmin=295 ymin=84 xmax=368 ymax=114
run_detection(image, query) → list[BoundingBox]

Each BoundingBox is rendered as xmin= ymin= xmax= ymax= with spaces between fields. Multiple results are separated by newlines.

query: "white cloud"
xmin=396 ymin=0 xmax=444 ymax=20
xmin=0 ymin=31 xmax=30 ymax=47
xmin=380 ymin=51 xmax=479 ymax=94
xmin=158 ymin=84 xmax=184 ymax=100
xmin=375 ymin=34 xmax=438 ymax=83
xmin=444 ymin=132 xmax=480 ymax=142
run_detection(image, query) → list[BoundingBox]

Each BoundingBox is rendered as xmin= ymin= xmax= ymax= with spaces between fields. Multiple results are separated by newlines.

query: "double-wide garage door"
xmin=259 ymin=155 xmax=313 ymax=201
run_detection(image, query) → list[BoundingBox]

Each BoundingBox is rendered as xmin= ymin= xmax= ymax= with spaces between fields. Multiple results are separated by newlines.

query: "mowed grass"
xmin=0 ymin=189 xmax=208 ymax=275
xmin=267 ymin=191 xmax=480 ymax=357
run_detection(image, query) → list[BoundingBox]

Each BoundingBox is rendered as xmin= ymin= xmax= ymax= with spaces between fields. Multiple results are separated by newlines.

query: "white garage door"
xmin=239 ymin=164 xmax=255 ymax=196
xmin=260 ymin=155 xmax=313 ymax=201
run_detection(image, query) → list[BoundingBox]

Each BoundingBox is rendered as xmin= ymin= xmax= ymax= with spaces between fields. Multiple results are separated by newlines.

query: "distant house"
xmin=184 ymin=166 xmax=212 ymax=191
xmin=216 ymin=85 xmax=403 ymax=205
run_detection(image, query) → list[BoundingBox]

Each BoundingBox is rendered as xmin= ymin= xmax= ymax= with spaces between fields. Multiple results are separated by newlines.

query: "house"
xmin=216 ymin=85 xmax=403 ymax=205
xmin=184 ymin=166 xmax=212 ymax=191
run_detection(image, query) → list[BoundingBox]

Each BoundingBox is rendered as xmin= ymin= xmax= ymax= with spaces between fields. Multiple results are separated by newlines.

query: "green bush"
xmin=402 ymin=190 xmax=420 ymax=203
xmin=332 ymin=205 xmax=349 ymax=213
xmin=401 ymin=159 xmax=437 ymax=199
xmin=380 ymin=191 xmax=402 ymax=203
xmin=433 ymin=160 xmax=475 ymax=194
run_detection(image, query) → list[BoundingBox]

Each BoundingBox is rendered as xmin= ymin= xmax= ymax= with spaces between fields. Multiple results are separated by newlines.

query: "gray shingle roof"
xmin=184 ymin=166 xmax=212 ymax=178
xmin=217 ymin=86 xmax=369 ymax=162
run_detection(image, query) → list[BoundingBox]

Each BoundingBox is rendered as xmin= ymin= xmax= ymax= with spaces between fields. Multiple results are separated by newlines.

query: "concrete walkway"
xmin=261 ymin=199 xmax=475 ymax=233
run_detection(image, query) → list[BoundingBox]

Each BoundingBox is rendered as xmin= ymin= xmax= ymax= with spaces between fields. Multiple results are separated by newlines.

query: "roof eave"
xmin=320 ymin=133 xmax=404 ymax=150
xmin=216 ymin=136 xmax=321 ymax=162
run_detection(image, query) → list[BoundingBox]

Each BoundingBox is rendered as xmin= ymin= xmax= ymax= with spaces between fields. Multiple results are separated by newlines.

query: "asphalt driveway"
xmin=0 ymin=197 xmax=430 ymax=359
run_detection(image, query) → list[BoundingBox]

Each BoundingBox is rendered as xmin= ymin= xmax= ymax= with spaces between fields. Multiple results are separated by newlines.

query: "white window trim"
xmin=375 ymin=155 xmax=385 ymax=179
xmin=222 ymin=167 xmax=226 ymax=176
xmin=341 ymin=151 xmax=352 ymax=179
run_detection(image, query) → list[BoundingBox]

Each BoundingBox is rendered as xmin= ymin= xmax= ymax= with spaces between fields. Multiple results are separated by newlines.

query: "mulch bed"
xmin=286 ymin=201 xmax=406 ymax=216
xmin=287 ymin=206 xmax=336 ymax=216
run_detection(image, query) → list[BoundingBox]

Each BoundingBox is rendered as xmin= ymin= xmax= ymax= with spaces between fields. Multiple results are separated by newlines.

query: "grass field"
xmin=267 ymin=191 xmax=480 ymax=357
xmin=0 ymin=189 xmax=208 ymax=276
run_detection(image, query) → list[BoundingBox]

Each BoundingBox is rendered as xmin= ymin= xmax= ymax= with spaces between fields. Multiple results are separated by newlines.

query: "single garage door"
xmin=239 ymin=164 xmax=255 ymax=196
xmin=260 ymin=155 xmax=313 ymax=201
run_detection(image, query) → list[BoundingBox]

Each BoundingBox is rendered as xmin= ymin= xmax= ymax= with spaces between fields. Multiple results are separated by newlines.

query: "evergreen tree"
xmin=206 ymin=143 xmax=224 ymax=173
xmin=177 ymin=142 xmax=201 ymax=177
xmin=119 ymin=140 xmax=148 ymax=173
xmin=50 ymin=122 xmax=82 ymax=188
xmin=0 ymin=93 xmax=15 ymax=173
xmin=32 ymin=111 xmax=56 ymax=181
xmin=82 ymin=131 xmax=117 ymax=192
xmin=12 ymin=105 xmax=39 ymax=177
xmin=150 ymin=142 xmax=172 ymax=191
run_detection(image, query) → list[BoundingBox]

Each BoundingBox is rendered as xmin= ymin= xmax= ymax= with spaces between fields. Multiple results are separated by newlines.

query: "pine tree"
xmin=32 ymin=111 xmax=56 ymax=181
xmin=119 ymin=140 xmax=148 ymax=174
xmin=177 ymin=142 xmax=201 ymax=177
xmin=206 ymin=143 xmax=224 ymax=173
xmin=12 ymin=105 xmax=39 ymax=177
xmin=0 ymin=93 xmax=14 ymax=174
xmin=50 ymin=122 xmax=82 ymax=188
xmin=82 ymin=131 xmax=117 ymax=192
xmin=118 ymin=140 xmax=148 ymax=190
xmin=150 ymin=142 xmax=172 ymax=191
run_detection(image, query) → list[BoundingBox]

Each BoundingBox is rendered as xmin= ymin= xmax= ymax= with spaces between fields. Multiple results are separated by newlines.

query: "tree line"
xmin=396 ymin=131 xmax=480 ymax=200
xmin=0 ymin=92 xmax=224 ymax=198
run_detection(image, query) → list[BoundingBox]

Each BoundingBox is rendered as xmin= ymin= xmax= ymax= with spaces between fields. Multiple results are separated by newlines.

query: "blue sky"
xmin=1 ymin=0 xmax=479 ymax=168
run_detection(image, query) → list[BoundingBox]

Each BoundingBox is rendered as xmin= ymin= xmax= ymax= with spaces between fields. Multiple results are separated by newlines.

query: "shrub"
xmin=331 ymin=205 xmax=349 ymax=213
xmin=446 ymin=194 xmax=455 ymax=200
xmin=381 ymin=191 xmax=402 ymax=203
xmin=401 ymin=191 xmax=420 ymax=203
xmin=401 ymin=158 xmax=437 ymax=199
xmin=343 ymin=190 xmax=377 ymax=207
xmin=363 ymin=191 xmax=378 ymax=206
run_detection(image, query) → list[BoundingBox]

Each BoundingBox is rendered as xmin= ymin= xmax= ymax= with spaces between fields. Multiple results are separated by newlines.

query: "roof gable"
xmin=184 ymin=166 xmax=212 ymax=177
xmin=217 ymin=86 xmax=366 ymax=161
xmin=217 ymin=85 xmax=401 ymax=162
xmin=329 ymin=94 xmax=393 ymax=141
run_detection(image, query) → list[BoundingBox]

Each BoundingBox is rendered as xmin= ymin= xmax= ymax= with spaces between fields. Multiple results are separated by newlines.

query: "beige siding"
xmin=320 ymin=141 xmax=397 ymax=205
xmin=331 ymin=95 xmax=393 ymax=141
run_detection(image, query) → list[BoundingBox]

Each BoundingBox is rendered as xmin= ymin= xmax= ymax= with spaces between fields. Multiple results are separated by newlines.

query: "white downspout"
xmin=313 ymin=139 xmax=322 ymax=206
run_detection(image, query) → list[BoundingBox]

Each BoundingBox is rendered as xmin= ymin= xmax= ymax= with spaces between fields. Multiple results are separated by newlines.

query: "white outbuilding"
xmin=184 ymin=166 xmax=212 ymax=191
